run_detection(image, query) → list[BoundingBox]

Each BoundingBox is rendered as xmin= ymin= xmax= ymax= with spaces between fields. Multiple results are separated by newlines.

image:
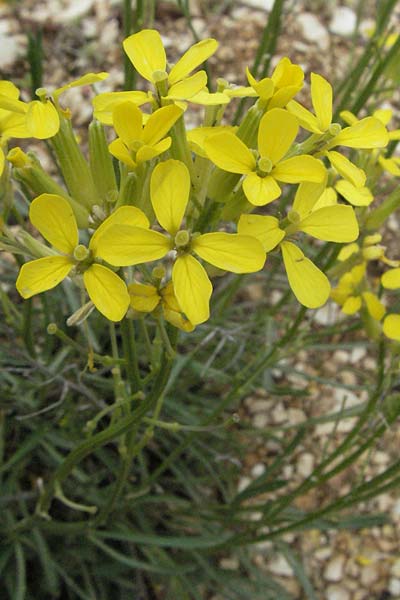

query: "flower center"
xmin=287 ymin=210 xmax=301 ymax=225
xmin=73 ymin=244 xmax=90 ymax=262
xmin=257 ymin=156 xmax=273 ymax=175
xmin=174 ymin=229 xmax=191 ymax=250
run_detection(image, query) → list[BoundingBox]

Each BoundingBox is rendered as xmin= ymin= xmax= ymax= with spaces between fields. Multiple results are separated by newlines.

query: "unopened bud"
xmin=152 ymin=265 xmax=166 ymax=280
xmin=7 ymin=147 xmax=31 ymax=168
xmin=47 ymin=323 xmax=58 ymax=335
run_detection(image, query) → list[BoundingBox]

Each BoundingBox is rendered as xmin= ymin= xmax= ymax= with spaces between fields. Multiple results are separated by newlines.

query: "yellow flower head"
xmin=123 ymin=29 xmax=227 ymax=106
xmin=129 ymin=281 xmax=194 ymax=332
xmin=237 ymin=181 xmax=359 ymax=308
xmin=108 ymin=102 xmax=182 ymax=169
xmin=239 ymin=57 xmax=304 ymax=108
xmin=204 ymin=108 xmax=326 ymax=206
xmin=95 ymin=159 xmax=265 ymax=325
xmin=15 ymin=195 xmax=149 ymax=322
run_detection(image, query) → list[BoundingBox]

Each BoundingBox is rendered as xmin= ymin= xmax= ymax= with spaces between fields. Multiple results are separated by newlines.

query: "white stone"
xmin=333 ymin=350 xmax=350 ymax=364
xmin=54 ymin=0 xmax=94 ymax=22
xmin=251 ymin=463 xmax=266 ymax=478
xmin=360 ymin=564 xmax=379 ymax=586
xmin=297 ymin=13 xmax=329 ymax=50
xmin=314 ymin=547 xmax=332 ymax=561
xmin=372 ymin=451 xmax=389 ymax=466
xmin=237 ymin=476 xmax=251 ymax=493
xmin=248 ymin=399 xmax=272 ymax=413
xmin=268 ymin=555 xmax=293 ymax=577
xmin=288 ymin=408 xmax=306 ymax=424
xmin=242 ymin=0 xmax=274 ymax=10
xmin=271 ymin=402 xmax=288 ymax=424
xmin=326 ymin=585 xmax=350 ymax=600
xmin=252 ymin=413 xmax=269 ymax=429
xmin=389 ymin=578 xmax=400 ymax=596
xmin=329 ymin=7 xmax=357 ymax=36
xmin=313 ymin=302 xmax=342 ymax=325
xmin=297 ymin=453 xmax=315 ymax=478
xmin=0 ymin=33 xmax=23 ymax=67
xmin=350 ymin=346 xmax=367 ymax=363
xmin=219 ymin=557 xmax=239 ymax=570
xmin=391 ymin=558 xmax=400 ymax=578
xmin=333 ymin=388 xmax=360 ymax=409
xmin=324 ymin=555 xmax=346 ymax=582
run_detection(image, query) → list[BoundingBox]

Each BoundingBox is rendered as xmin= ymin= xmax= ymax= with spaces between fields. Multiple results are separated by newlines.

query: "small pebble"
xmin=326 ymin=584 xmax=350 ymax=600
xmin=389 ymin=578 xmax=400 ymax=596
xmin=298 ymin=13 xmax=329 ymax=50
xmin=268 ymin=555 xmax=293 ymax=577
xmin=329 ymin=6 xmax=357 ymax=36
xmin=297 ymin=453 xmax=315 ymax=478
xmin=324 ymin=554 xmax=345 ymax=582
xmin=251 ymin=463 xmax=266 ymax=478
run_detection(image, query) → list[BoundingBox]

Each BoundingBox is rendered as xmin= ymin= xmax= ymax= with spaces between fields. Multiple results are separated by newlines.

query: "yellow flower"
xmin=0 ymin=81 xmax=32 ymax=175
xmin=93 ymin=90 xmax=152 ymax=125
xmin=123 ymin=29 xmax=227 ymax=106
xmin=95 ymin=159 xmax=265 ymax=325
xmin=16 ymin=195 xmax=148 ymax=321
xmin=229 ymin=57 xmax=304 ymax=108
xmin=204 ymin=108 xmax=326 ymax=206
xmin=108 ymin=102 xmax=182 ymax=168
xmin=129 ymin=281 xmax=194 ymax=331
xmin=288 ymin=73 xmax=333 ymax=134
xmin=237 ymin=181 xmax=359 ymax=308
xmin=0 ymin=73 xmax=108 ymax=139
xmin=331 ymin=263 xmax=385 ymax=321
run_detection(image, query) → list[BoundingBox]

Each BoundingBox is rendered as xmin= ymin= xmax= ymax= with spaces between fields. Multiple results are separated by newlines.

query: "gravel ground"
xmin=1 ymin=1 xmax=399 ymax=598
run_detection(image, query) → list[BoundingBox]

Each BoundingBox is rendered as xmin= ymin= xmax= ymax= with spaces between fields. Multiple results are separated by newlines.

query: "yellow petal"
xmin=242 ymin=173 xmax=281 ymax=206
xmin=123 ymin=30 xmax=166 ymax=82
xmin=0 ymin=94 xmax=27 ymax=114
xmin=128 ymin=282 xmax=160 ymax=312
xmin=383 ymin=314 xmax=400 ymax=341
xmin=16 ymin=256 xmax=72 ymax=298
xmin=299 ymin=205 xmax=359 ymax=242
xmin=137 ymin=139 xmax=171 ymax=163
xmin=90 ymin=206 xmax=149 ymax=255
xmin=26 ymin=101 xmax=60 ymax=139
xmin=30 ymin=194 xmax=78 ymax=253
xmin=379 ymin=156 xmax=400 ymax=176
xmin=160 ymin=281 xmax=181 ymax=313
xmin=258 ymin=108 xmax=299 ymax=164
xmin=373 ymin=108 xmax=392 ymax=126
xmin=142 ymin=104 xmax=183 ymax=145
xmin=172 ymin=254 xmax=212 ymax=325
xmin=326 ymin=151 xmax=366 ymax=187
xmin=337 ymin=242 xmax=359 ymax=261
xmin=271 ymin=57 xmax=304 ymax=89
xmin=381 ymin=268 xmax=400 ymax=289
xmin=204 ymin=132 xmax=255 ymax=174
xmin=331 ymin=116 xmax=389 ymax=149
xmin=93 ymin=91 xmax=151 ymax=125
xmin=1 ymin=112 xmax=31 ymax=139
xmin=112 ymin=102 xmax=143 ymax=147
xmin=164 ymin=308 xmax=195 ymax=332
xmin=167 ymin=71 xmax=207 ymax=100
xmin=95 ymin=225 xmax=171 ymax=266
xmin=286 ymin=100 xmax=321 ymax=134
xmin=273 ymin=156 xmax=326 ymax=183
xmin=339 ymin=110 xmax=358 ymax=125
xmin=311 ymin=73 xmax=332 ymax=132
xmin=84 ymin=264 xmax=129 ymax=322
xmin=150 ymin=159 xmax=190 ymax=234
xmin=237 ymin=214 xmax=285 ymax=252
xmin=189 ymin=90 xmax=230 ymax=105
xmin=246 ymin=69 xmax=274 ymax=99
xmin=335 ymin=180 xmax=373 ymax=206
xmin=192 ymin=232 xmax=265 ymax=273
xmin=342 ymin=295 xmax=362 ymax=315
xmin=313 ymin=187 xmax=337 ymax=210
xmin=187 ymin=125 xmax=237 ymax=158
xmin=361 ymin=291 xmax=385 ymax=321
xmin=108 ymin=138 xmax=136 ymax=168
xmin=281 ymin=241 xmax=330 ymax=308
xmin=0 ymin=147 xmax=4 ymax=176
xmin=0 ymin=80 xmax=20 ymax=99
xmin=269 ymin=85 xmax=303 ymax=109
xmin=168 ymin=38 xmax=218 ymax=85
xmin=54 ymin=72 xmax=109 ymax=99
xmin=292 ymin=179 xmax=328 ymax=217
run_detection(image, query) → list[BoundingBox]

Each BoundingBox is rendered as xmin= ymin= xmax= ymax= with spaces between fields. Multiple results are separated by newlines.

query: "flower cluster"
xmin=0 ymin=28 xmax=397 ymax=336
